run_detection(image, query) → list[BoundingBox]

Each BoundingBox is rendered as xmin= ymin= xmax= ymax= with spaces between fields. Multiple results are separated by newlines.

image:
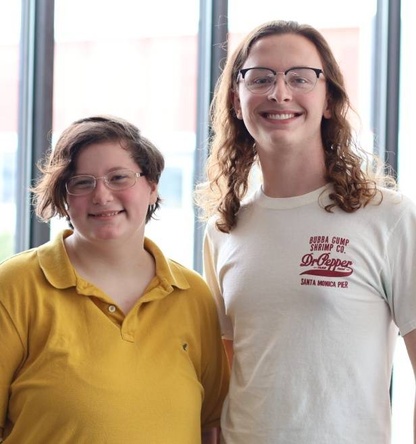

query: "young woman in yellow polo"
xmin=0 ymin=115 xmax=229 ymax=444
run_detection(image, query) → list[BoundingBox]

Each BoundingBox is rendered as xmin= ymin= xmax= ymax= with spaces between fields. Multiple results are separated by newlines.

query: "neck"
xmin=64 ymin=231 xmax=148 ymax=272
xmin=257 ymin=142 xmax=327 ymax=198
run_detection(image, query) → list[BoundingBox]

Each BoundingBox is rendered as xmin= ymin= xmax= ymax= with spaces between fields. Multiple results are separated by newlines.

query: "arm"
xmin=403 ymin=328 xmax=416 ymax=444
xmin=203 ymin=231 xmax=234 ymax=359
xmin=202 ymin=427 xmax=220 ymax=444
xmin=200 ymin=339 xmax=231 ymax=444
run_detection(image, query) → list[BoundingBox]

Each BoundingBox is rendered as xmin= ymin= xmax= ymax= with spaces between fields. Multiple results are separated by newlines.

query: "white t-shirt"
xmin=204 ymin=185 xmax=416 ymax=444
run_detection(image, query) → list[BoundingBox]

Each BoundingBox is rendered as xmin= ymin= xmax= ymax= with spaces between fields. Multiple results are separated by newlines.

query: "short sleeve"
xmin=0 ymin=300 xmax=25 ymax=432
xmin=383 ymin=196 xmax=416 ymax=335
xmin=203 ymin=225 xmax=234 ymax=340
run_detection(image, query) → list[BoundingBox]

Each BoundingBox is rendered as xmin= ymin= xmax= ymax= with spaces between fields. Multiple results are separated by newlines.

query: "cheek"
xmin=66 ymin=196 xmax=87 ymax=216
xmin=239 ymin=94 xmax=261 ymax=119
xmin=300 ymin=95 xmax=327 ymax=118
xmin=234 ymin=87 xmax=254 ymax=113
xmin=123 ymin=187 xmax=154 ymax=210
xmin=310 ymin=90 xmax=331 ymax=118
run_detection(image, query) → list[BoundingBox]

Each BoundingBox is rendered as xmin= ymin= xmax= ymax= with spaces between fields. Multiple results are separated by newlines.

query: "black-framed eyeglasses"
xmin=238 ymin=66 xmax=324 ymax=94
xmin=65 ymin=168 xmax=146 ymax=196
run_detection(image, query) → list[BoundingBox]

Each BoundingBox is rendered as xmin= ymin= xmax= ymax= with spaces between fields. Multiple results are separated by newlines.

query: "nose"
xmin=91 ymin=179 xmax=113 ymax=205
xmin=267 ymin=73 xmax=292 ymax=102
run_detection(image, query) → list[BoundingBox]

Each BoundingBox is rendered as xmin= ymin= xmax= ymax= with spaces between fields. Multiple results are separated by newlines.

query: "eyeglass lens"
xmin=66 ymin=169 xmax=140 ymax=195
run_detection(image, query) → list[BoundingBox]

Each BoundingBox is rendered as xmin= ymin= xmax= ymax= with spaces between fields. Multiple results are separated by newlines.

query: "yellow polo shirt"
xmin=0 ymin=230 xmax=229 ymax=443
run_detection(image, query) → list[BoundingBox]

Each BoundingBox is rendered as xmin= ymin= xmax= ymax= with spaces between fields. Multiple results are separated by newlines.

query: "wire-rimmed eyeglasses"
xmin=65 ymin=168 xmax=146 ymax=196
xmin=238 ymin=66 xmax=324 ymax=94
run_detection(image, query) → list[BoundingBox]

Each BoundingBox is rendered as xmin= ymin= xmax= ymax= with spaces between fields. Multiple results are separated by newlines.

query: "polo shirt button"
xmin=108 ymin=305 xmax=116 ymax=313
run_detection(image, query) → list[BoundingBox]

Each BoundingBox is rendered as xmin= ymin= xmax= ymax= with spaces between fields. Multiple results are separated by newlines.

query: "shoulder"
xmin=376 ymin=187 xmax=416 ymax=216
xmin=358 ymin=188 xmax=416 ymax=240
xmin=166 ymin=260 xmax=220 ymax=322
xmin=145 ymin=237 xmax=212 ymax=295
xmin=205 ymin=188 xmax=261 ymax=236
xmin=1 ymin=231 xmax=74 ymax=293
xmin=0 ymin=248 xmax=39 ymax=280
xmin=167 ymin=260 xmax=213 ymax=302
xmin=204 ymin=217 xmax=230 ymax=254
xmin=0 ymin=248 xmax=42 ymax=318
xmin=169 ymin=258 xmax=207 ymax=284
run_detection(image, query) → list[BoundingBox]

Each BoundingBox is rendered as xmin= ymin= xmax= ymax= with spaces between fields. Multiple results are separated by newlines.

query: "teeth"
xmin=94 ymin=211 xmax=119 ymax=217
xmin=267 ymin=113 xmax=295 ymax=120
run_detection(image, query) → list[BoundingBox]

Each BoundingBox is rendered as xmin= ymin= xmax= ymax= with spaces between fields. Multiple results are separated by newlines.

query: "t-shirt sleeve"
xmin=203 ymin=225 xmax=234 ymax=340
xmin=383 ymin=196 xmax=416 ymax=336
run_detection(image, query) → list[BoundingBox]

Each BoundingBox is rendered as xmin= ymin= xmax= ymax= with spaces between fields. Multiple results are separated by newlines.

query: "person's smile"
xmin=89 ymin=209 xmax=125 ymax=219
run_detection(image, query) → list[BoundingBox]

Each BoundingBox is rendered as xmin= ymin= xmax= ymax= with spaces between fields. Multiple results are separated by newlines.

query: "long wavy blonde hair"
xmin=195 ymin=20 xmax=395 ymax=233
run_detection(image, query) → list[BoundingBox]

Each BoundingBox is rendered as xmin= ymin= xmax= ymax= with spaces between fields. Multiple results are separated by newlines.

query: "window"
xmin=0 ymin=2 xmax=20 ymax=261
xmin=53 ymin=0 xmax=200 ymax=267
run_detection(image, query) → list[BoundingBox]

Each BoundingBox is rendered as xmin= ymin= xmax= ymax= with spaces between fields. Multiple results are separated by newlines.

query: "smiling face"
xmin=66 ymin=140 xmax=158 ymax=245
xmin=233 ymin=33 xmax=331 ymax=158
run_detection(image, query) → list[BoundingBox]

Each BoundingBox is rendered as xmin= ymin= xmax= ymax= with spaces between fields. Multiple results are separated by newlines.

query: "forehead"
xmin=243 ymin=34 xmax=323 ymax=70
xmin=74 ymin=140 xmax=136 ymax=171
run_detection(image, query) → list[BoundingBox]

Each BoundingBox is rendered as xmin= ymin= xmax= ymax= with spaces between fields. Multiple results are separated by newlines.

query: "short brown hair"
xmin=32 ymin=115 xmax=165 ymax=223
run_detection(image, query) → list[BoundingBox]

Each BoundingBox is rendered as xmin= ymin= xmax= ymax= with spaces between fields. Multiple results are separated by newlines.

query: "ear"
xmin=148 ymin=182 xmax=159 ymax=205
xmin=232 ymin=90 xmax=243 ymax=120
xmin=323 ymin=95 xmax=332 ymax=119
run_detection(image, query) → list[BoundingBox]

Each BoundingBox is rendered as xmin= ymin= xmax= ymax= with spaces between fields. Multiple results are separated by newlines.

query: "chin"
xmin=90 ymin=228 xmax=123 ymax=242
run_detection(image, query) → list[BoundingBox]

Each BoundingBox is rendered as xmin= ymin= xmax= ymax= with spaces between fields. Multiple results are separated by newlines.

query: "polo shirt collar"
xmin=37 ymin=230 xmax=191 ymax=292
